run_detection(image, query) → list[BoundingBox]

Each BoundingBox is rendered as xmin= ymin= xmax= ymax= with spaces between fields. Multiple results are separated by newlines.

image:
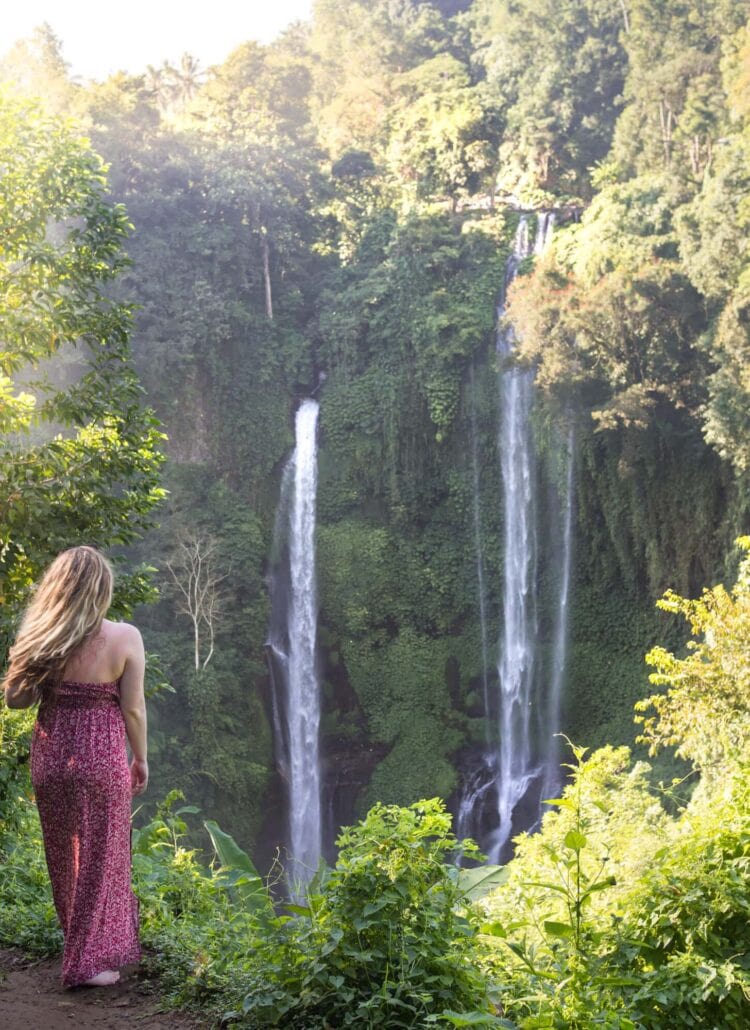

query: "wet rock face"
xmin=320 ymin=742 xmax=391 ymax=862
xmin=254 ymin=739 xmax=389 ymax=873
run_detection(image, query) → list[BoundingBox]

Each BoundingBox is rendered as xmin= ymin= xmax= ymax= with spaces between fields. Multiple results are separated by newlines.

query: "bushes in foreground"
xmin=0 ymin=786 xmax=506 ymax=1027
xmin=479 ymin=748 xmax=750 ymax=1029
xmin=3 ymin=543 xmax=750 ymax=1027
xmin=2 ymin=756 xmax=750 ymax=1028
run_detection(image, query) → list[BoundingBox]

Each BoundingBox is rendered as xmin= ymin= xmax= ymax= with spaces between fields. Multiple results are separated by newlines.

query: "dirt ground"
xmin=0 ymin=949 xmax=210 ymax=1029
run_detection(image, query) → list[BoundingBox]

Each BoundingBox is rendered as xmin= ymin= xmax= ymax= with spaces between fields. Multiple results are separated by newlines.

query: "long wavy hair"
xmin=3 ymin=546 xmax=113 ymax=701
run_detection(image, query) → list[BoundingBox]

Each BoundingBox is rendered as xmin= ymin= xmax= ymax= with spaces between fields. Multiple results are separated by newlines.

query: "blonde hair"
xmin=3 ymin=546 xmax=113 ymax=701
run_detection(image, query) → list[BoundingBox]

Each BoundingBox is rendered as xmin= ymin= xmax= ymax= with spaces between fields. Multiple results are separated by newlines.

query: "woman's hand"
xmin=130 ymin=757 xmax=149 ymax=796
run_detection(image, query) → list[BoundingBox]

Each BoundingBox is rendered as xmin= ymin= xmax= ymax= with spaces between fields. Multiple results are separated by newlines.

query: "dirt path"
xmin=0 ymin=950 xmax=210 ymax=1029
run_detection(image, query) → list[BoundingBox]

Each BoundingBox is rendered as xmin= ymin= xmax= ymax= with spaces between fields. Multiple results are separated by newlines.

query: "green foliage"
xmin=510 ymin=179 xmax=709 ymax=433
xmin=465 ymin=0 xmax=628 ymax=197
xmin=611 ymin=0 xmax=750 ymax=180
xmin=314 ymin=211 xmax=510 ymax=811
xmin=0 ymin=706 xmax=35 ymax=835
xmin=318 ymin=210 xmax=509 ymax=445
xmin=0 ymin=92 xmax=165 ymax=655
xmin=2 ymin=783 xmax=502 ymax=1027
xmin=387 ymin=53 xmax=498 ymax=205
xmin=129 ymin=791 xmax=268 ymax=1012
xmin=476 ymin=547 xmax=750 ymax=1028
xmin=477 ymin=741 xmax=750 ymax=1027
xmin=343 ymin=629 xmax=465 ymax=807
xmin=239 ymin=799 xmax=496 ymax=1029
xmin=0 ymin=799 xmax=62 ymax=956
xmin=203 ymin=818 xmax=273 ymax=916
xmin=606 ymin=766 xmax=750 ymax=1029
xmin=637 ymin=537 xmax=750 ymax=776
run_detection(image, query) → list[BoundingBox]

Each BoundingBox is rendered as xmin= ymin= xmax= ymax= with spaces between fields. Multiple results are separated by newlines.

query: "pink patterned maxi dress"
xmin=31 ymin=679 xmax=141 ymax=987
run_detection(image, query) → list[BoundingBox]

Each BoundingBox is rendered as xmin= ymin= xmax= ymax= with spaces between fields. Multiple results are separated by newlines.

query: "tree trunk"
xmin=262 ymin=231 xmax=273 ymax=320
xmin=618 ymin=0 xmax=630 ymax=34
xmin=659 ymin=101 xmax=673 ymax=166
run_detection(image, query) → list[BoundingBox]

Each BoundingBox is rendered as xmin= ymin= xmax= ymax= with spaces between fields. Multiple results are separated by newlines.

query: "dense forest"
xmin=2 ymin=0 xmax=750 ymax=1026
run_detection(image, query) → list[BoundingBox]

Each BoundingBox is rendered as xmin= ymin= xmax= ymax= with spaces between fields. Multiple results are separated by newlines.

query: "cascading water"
xmin=492 ymin=214 xmax=544 ymax=860
xmin=266 ymin=399 xmax=322 ymax=887
xmin=458 ymin=212 xmax=572 ymax=861
xmin=469 ymin=363 xmax=491 ymax=729
xmin=542 ymin=426 xmax=575 ymax=804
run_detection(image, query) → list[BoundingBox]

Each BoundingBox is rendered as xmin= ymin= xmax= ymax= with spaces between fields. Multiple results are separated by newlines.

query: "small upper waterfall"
xmin=266 ymin=399 xmax=322 ymax=886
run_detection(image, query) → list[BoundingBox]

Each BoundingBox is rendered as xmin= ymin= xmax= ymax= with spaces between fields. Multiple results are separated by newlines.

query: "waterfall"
xmin=469 ymin=363 xmax=491 ymax=729
xmin=542 ymin=425 xmax=575 ymax=805
xmin=266 ymin=399 xmax=321 ymax=886
xmin=490 ymin=214 xmax=543 ymax=860
xmin=457 ymin=211 xmax=575 ymax=859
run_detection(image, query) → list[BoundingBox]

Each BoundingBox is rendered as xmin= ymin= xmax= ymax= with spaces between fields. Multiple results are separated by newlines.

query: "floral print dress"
xmin=31 ymin=679 xmax=141 ymax=987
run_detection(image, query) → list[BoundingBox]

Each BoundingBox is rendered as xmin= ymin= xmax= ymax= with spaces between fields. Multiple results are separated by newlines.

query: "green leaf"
xmin=479 ymin=921 xmax=507 ymax=938
xmin=543 ymin=920 xmax=575 ymax=938
xmin=203 ymin=819 xmax=272 ymax=915
xmin=457 ymin=864 xmax=510 ymax=901
xmin=435 ymin=1012 xmax=517 ymax=1027
xmin=563 ymin=829 xmax=587 ymax=851
xmin=284 ymin=903 xmax=311 ymax=917
xmin=581 ymin=876 xmax=616 ymax=898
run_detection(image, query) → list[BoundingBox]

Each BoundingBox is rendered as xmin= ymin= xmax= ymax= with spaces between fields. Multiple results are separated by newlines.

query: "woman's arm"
xmin=118 ymin=624 xmax=148 ymax=795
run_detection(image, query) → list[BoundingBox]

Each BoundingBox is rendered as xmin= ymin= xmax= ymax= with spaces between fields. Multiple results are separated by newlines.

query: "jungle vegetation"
xmin=1 ymin=0 xmax=750 ymax=1025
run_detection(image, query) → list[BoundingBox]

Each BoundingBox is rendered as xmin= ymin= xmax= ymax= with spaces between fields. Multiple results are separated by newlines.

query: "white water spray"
xmin=492 ymin=216 xmax=541 ymax=859
xmin=469 ymin=364 xmax=491 ymax=728
xmin=267 ymin=399 xmax=322 ymax=885
xmin=287 ymin=399 xmax=321 ymax=878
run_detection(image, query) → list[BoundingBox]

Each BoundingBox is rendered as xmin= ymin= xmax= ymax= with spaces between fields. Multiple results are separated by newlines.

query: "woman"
xmin=3 ymin=545 xmax=148 ymax=988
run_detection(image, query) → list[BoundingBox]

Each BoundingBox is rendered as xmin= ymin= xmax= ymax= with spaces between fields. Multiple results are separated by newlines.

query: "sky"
xmin=2 ymin=1 xmax=314 ymax=81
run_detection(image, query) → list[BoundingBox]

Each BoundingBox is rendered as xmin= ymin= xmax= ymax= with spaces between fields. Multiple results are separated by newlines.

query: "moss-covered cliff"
xmin=7 ymin=0 xmax=747 ymax=857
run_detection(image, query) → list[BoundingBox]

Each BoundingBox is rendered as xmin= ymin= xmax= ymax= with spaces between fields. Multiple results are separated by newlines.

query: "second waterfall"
xmin=458 ymin=212 xmax=574 ymax=863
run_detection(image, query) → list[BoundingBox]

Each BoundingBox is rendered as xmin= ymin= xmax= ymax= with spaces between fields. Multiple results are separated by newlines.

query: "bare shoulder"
xmin=103 ymin=619 xmax=144 ymax=653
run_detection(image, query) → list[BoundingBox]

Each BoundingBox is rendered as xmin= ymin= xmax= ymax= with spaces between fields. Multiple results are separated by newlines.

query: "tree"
xmin=0 ymin=22 xmax=76 ymax=114
xmin=144 ymin=54 xmax=204 ymax=114
xmin=466 ymin=0 xmax=628 ymax=198
xmin=636 ymin=537 xmax=750 ymax=777
xmin=165 ymin=531 xmax=226 ymax=670
xmin=508 ymin=183 xmax=708 ymax=431
xmin=0 ymin=94 xmax=165 ymax=656
xmin=309 ymin=0 xmax=447 ymax=158
xmin=387 ymin=53 xmax=496 ymax=207
xmin=611 ymin=0 xmax=750 ymax=180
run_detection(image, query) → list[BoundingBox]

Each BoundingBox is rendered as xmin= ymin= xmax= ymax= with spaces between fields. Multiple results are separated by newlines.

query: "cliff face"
xmin=119 ymin=192 xmax=737 ymax=859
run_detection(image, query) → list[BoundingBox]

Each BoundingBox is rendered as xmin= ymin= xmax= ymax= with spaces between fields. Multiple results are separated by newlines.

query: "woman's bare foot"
xmin=81 ymin=969 xmax=120 ymax=986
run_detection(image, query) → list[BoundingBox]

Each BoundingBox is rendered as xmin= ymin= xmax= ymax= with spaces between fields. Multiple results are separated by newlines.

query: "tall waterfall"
xmin=458 ymin=212 xmax=572 ymax=862
xmin=492 ymin=214 xmax=546 ymax=859
xmin=266 ymin=399 xmax=322 ymax=885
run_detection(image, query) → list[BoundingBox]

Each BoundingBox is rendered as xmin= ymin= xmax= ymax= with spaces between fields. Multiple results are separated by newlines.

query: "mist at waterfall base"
xmin=457 ymin=213 xmax=575 ymax=865
xmin=266 ymin=399 xmax=322 ymax=892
